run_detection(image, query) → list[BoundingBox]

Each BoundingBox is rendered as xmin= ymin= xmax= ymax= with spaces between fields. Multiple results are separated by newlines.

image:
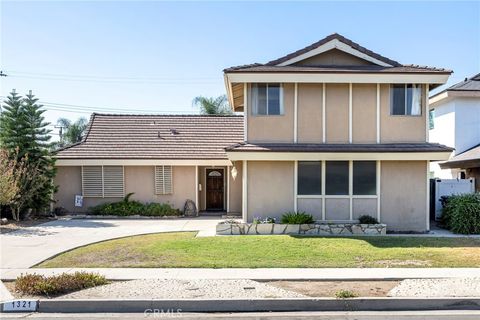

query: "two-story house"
xmin=429 ymin=73 xmax=480 ymax=190
xmin=54 ymin=33 xmax=453 ymax=232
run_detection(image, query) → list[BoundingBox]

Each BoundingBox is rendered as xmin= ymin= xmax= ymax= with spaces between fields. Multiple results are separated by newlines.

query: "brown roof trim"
xmin=265 ymin=33 xmax=402 ymax=67
xmin=225 ymin=143 xmax=454 ymax=153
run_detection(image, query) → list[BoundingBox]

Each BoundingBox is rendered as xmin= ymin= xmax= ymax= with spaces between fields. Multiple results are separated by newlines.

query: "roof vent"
xmin=170 ymin=128 xmax=179 ymax=135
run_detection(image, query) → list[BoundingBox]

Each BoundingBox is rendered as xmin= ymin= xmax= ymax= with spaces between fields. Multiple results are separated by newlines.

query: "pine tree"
xmin=0 ymin=90 xmax=57 ymax=217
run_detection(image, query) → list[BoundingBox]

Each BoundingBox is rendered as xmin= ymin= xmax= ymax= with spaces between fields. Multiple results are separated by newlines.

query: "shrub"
xmin=253 ymin=216 xmax=276 ymax=224
xmin=358 ymin=215 xmax=379 ymax=224
xmin=15 ymin=272 xmax=108 ymax=296
xmin=442 ymin=193 xmax=480 ymax=234
xmin=335 ymin=289 xmax=358 ymax=299
xmin=281 ymin=211 xmax=314 ymax=224
xmin=89 ymin=193 xmax=181 ymax=216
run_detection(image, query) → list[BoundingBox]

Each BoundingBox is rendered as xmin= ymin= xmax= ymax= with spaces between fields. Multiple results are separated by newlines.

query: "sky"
xmin=1 ymin=1 xmax=479 ymax=138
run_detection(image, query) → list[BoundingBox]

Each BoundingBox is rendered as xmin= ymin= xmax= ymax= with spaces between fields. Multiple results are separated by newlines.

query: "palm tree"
xmin=192 ymin=95 xmax=232 ymax=115
xmin=56 ymin=117 xmax=88 ymax=147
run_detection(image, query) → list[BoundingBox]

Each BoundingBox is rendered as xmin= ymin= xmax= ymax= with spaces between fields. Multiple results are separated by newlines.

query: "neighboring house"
xmin=55 ymin=33 xmax=453 ymax=232
xmin=429 ymin=73 xmax=480 ymax=189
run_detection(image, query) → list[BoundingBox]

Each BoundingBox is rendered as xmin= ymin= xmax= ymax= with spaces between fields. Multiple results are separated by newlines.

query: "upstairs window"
xmin=251 ymin=83 xmax=283 ymax=115
xmin=390 ymin=84 xmax=422 ymax=116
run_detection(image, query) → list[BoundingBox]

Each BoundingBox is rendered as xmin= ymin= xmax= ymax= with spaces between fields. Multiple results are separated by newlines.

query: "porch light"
xmin=231 ymin=165 xmax=238 ymax=180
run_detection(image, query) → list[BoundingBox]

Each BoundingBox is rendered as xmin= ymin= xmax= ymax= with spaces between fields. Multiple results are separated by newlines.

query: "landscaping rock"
xmin=183 ymin=199 xmax=197 ymax=217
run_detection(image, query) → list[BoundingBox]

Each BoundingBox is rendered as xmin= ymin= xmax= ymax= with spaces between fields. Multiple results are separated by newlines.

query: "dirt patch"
xmin=0 ymin=218 xmax=54 ymax=234
xmin=267 ymin=280 xmax=400 ymax=297
xmin=374 ymin=260 xmax=432 ymax=267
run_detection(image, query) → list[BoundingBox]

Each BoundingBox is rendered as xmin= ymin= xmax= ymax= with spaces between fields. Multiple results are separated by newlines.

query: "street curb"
xmin=2 ymin=297 xmax=480 ymax=313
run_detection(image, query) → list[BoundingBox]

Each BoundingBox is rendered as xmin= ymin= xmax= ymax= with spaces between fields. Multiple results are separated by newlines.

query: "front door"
xmin=206 ymin=169 xmax=224 ymax=211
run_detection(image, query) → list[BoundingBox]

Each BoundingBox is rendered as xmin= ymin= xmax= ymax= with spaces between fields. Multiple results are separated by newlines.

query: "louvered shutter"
xmin=103 ymin=166 xmax=124 ymax=197
xmin=82 ymin=166 xmax=103 ymax=197
xmin=155 ymin=166 xmax=173 ymax=195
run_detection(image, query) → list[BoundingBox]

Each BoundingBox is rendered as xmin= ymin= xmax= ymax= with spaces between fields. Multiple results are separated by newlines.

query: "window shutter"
xmin=103 ymin=166 xmax=124 ymax=197
xmin=82 ymin=166 xmax=103 ymax=197
xmin=155 ymin=166 xmax=173 ymax=195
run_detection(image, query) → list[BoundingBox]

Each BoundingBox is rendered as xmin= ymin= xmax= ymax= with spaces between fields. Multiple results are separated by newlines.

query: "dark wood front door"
xmin=206 ymin=169 xmax=224 ymax=211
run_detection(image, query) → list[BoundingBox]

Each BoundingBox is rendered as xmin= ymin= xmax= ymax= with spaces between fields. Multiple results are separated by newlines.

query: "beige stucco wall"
xmin=247 ymin=83 xmax=295 ymax=143
xmin=352 ymin=83 xmax=377 ymax=143
xmin=229 ymin=162 xmax=243 ymax=213
xmin=297 ymin=84 xmax=323 ymax=143
xmin=54 ymin=166 xmax=196 ymax=213
xmin=325 ymin=83 xmax=349 ymax=143
xmin=381 ymin=161 xmax=427 ymax=232
xmin=380 ymin=84 xmax=427 ymax=142
xmin=294 ymin=49 xmax=374 ymax=66
xmin=325 ymin=198 xmax=350 ymax=220
xmin=297 ymin=198 xmax=322 ymax=220
xmin=247 ymin=161 xmax=294 ymax=221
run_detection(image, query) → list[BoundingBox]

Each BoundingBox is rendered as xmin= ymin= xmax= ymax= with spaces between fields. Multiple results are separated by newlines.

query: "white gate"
xmin=434 ymin=178 xmax=475 ymax=220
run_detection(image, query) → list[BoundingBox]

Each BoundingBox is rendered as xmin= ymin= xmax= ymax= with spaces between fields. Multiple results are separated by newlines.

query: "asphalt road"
xmin=2 ymin=311 xmax=480 ymax=320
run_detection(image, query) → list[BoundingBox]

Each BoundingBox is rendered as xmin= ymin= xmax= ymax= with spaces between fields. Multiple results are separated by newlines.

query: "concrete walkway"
xmin=2 ymin=267 xmax=480 ymax=281
xmin=0 ymin=217 xmax=221 ymax=269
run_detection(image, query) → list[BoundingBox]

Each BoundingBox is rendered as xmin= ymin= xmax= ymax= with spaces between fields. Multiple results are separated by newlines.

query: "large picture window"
xmin=298 ymin=161 xmax=322 ymax=195
xmin=390 ymin=84 xmax=422 ymax=116
xmin=353 ymin=161 xmax=377 ymax=195
xmin=325 ymin=161 xmax=349 ymax=195
xmin=251 ymin=83 xmax=283 ymax=115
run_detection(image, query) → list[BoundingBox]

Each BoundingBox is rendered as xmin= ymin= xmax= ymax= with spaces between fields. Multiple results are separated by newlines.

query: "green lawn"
xmin=37 ymin=232 xmax=480 ymax=268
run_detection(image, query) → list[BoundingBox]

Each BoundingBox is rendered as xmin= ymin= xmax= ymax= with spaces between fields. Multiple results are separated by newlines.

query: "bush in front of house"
xmin=281 ymin=211 xmax=315 ymax=224
xmin=15 ymin=272 xmax=108 ymax=296
xmin=358 ymin=215 xmax=379 ymax=224
xmin=253 ymin=216 xmax=276 ymax=224
xmin=442 ymin=193 xmax=480 ymax=234
xmin=90 ymin=192 xmax=181 ymax=216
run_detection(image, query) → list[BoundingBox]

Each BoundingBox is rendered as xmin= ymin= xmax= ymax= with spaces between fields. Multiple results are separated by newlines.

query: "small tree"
xmin=0 ymin=148 xmax=19 ymax=206
xmin=192 ymin=95 xmax=233 ymax=115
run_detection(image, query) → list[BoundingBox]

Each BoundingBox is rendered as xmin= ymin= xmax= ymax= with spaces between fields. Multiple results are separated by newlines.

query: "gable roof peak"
xmin=266 ymin=33 xmax=402 ymax=67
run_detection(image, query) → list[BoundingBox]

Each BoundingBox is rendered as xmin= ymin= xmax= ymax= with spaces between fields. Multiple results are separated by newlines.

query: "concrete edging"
xmin=1 ymin=297 xmax=479 ymax=313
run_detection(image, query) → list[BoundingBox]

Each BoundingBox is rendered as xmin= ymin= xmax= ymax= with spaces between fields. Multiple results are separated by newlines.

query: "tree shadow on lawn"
xmin=289 ymin=235 xmax=480 ymax=248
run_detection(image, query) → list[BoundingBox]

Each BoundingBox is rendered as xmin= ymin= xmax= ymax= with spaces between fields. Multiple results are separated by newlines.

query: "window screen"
xmin=353 ymin=161 xmax=376 ymax=195
xmin=326 ymin=161 xmax=349 ymax=195
xmin=298 ymin=161 xmax=322 ymax=195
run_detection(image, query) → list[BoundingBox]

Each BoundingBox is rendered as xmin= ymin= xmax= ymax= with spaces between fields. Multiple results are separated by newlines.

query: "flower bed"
xmin=216 ymin=222 xmax=387 ymax=236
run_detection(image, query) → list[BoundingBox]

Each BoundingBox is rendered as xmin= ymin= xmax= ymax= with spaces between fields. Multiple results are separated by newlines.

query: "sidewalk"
xmin=2 ymin=268 xmax=479 ymax=281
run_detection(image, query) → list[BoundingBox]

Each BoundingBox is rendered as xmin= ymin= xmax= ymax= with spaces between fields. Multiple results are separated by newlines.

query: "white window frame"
xmin=155 ymin=165 xmax=173 ymax=195
xmin=251 ymin=83 xmax=284 ymax=116
xmin=390 ymin=84 xmax=423 ymax=116
xmin=295 ymin=161 xmax=380 ymax=222
xmin=81 ymin=166 xmax=125 ymax=198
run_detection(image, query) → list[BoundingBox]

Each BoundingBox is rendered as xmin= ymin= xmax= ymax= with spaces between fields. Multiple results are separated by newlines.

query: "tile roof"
xmin=446 ymin=73 xmax=480 ymax=91
xmin=55 ymin=113 xmax=244 ymax=160
xmin=225 ymin=143 xmax=454 ymax=153
xmin=440 ymin=144 xmax=480 ymax=169
xmin=224 ymin=33 xmax=451 ymax=74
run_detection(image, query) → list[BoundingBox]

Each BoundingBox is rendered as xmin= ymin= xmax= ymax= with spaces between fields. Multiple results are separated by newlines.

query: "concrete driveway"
xmin=0 ymin=217 xmax=221 ymax=269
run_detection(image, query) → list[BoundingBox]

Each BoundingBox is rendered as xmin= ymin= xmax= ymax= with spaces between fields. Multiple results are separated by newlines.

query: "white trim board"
xmin=276 ymin=39 xmax=393 ymax=67
xmin=226 ymin=73 xmax=449 ymax=85
xmin=227 ymin=151 xmax=452 ymax=161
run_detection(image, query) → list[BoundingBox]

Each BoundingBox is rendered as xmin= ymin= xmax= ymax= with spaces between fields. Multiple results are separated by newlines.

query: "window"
xmin=298 ymin=161 xmax=322 ymax=195
xmin=82 ymin=166 xmax=124 ymax=198
xmin=326 ymin=161 xmax=349 ymax=195
xmin=390 ymin=84 xmax=422 ymax=116
xmin=429 ymin=109 xmax=435 ymax=130
xmin=353 ymin=161 xmax=376 ymax=195
xmin=251 ymin=83 xmax=283 ymax=115
xmin=155 ymin=166 xmax=173 ymax=195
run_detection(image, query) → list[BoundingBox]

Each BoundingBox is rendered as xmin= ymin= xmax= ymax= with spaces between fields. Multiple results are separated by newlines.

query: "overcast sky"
xmin=1 ymin=1 xmax=479 ymax=138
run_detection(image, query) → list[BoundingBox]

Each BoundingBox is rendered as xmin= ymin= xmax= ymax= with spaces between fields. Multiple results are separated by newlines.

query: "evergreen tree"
xmin=0 ymin=90 xmax=57 ymax=217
